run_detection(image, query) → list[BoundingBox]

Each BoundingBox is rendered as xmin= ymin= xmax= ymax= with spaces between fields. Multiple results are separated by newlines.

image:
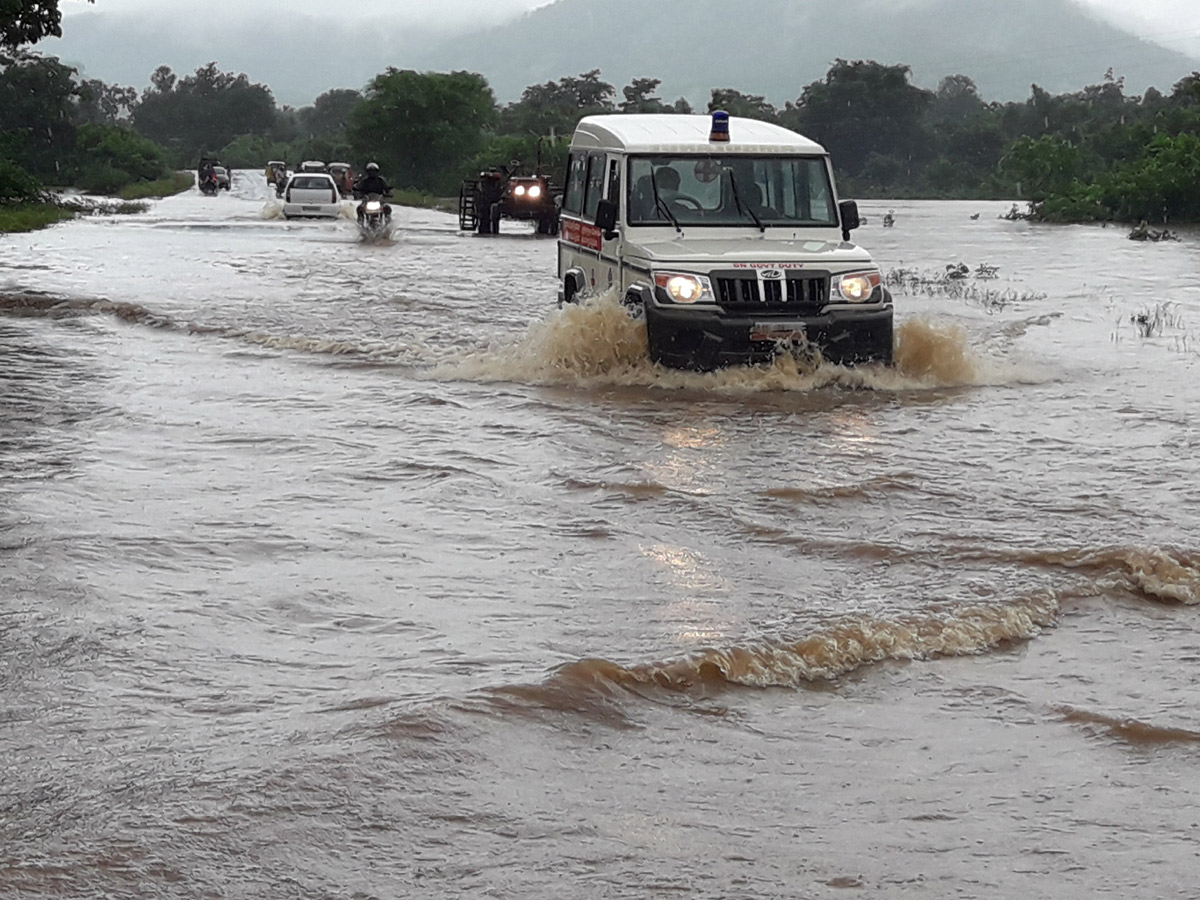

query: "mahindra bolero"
xmin=557 ymin=112 xmax=893 ymax=370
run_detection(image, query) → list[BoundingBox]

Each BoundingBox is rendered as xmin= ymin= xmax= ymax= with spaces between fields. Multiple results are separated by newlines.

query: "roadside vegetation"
xmin=4 ymin=0 xmax=1200 ymax=230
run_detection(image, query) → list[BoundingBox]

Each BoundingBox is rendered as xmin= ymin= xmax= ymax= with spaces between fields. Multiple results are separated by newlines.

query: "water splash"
xmin=430 ymin=293 xmax=1006 ymax=392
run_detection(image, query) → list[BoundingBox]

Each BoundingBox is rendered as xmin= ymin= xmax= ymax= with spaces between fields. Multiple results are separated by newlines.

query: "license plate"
xmin=751 ymin=322 xmax=806 ymax=342
xmin=302 ymin=205 xmax=319 ymax=212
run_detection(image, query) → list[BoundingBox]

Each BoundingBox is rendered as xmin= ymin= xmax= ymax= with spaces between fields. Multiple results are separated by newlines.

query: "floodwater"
xmin=2 ymin=171 xmax=1199 ymax=899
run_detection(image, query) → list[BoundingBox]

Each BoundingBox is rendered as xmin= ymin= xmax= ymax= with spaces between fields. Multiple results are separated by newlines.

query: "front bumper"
xmin=644 ymin=296 xmax=894 ymax=370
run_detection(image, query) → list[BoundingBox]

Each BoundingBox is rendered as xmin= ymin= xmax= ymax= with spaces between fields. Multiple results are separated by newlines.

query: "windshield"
xmin=627 ymin=155 xmax=837 ymax=227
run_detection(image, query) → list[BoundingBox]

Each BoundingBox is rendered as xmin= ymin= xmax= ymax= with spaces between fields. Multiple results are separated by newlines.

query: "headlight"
xmin=653 ymin=272 xmax=715 ymax=304
xmin=835 ymin=270 xmax=882 ymax=303
xmin=366 ymin=201 xmax=381 ymax=212
xmin=528 ymin=184 xmax=542 ymax=198
xmin=513 ymin=185 xmax=526 ymax=196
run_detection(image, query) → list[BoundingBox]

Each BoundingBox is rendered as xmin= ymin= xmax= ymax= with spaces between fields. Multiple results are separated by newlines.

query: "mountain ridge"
xmin=40 ymin=0 xmax=1200 ymax=108
xmin=411 ymin=0 xmax=1200 ymax=105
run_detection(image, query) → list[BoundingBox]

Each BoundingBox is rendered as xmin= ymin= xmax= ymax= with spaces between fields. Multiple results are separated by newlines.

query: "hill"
xmin=410 ymin=0 xmax=1200 ymax=105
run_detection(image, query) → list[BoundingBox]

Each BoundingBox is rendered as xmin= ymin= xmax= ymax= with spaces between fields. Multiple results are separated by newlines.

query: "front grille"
xmin=713 ymin=271 xmax=829 ymax=314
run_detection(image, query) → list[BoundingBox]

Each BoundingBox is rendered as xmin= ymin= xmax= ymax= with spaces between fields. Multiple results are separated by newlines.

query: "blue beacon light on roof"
xmin=709 ymin=110 xmax=730 ymax=142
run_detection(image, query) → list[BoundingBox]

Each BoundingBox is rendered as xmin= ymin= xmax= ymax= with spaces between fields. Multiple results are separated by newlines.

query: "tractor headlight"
xmin=653 ymin=272 xmax=715 ymax=304
xmin=513 ymin=185 xmax=526 ymax=196
xmin=835 ymin=270 xmax=882 ymax=303
xmin=527 ymin=184 xmax=542 ymax=199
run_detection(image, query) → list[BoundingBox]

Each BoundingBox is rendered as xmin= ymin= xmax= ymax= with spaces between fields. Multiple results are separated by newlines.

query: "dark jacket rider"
xmin=354 ymin=162 xmax=392 ymax=221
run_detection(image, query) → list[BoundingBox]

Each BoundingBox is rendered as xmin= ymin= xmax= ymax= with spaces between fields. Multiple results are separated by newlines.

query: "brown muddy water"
xmin=2 ymin=172 xmax=1199 ymax=899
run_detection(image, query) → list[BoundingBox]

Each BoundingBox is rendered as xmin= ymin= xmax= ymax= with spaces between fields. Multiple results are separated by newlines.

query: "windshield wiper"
xmin=648 ymin=168 xmax=682 ymax=233
xmin=728 ymin=172 xmax=765 ymax=233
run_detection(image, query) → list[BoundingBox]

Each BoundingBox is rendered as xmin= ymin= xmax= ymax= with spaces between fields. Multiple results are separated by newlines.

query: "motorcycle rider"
xmin=197 ymin=157 xmax=218 ymax=194
xmin=353 ymin=162 xmax=392 ymax=224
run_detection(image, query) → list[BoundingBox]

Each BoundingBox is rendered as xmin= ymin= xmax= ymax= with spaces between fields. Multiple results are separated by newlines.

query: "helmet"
xmin=366 ymin=162 xmax=379 ymax=172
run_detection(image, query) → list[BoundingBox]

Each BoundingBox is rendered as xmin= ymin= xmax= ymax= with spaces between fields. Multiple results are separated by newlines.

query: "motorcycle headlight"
xmin=835 ymin=270 xmax=882 ymax=303
xmin=653 ymin=272 xmax=715 ymax=304
xmin=366 ymin=201 xmax=381 ymax=212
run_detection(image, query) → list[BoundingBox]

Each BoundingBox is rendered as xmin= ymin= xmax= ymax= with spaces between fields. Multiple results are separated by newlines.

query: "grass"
xmin=0 ymin=195 xmax=154 ymax=234
xmin=0 ymin=203 xmax=78 ymax=233
xmin=118 ymin=172 xmax=194 ymax=200
xmin=392 ymin=189 xmax=458 ymax=214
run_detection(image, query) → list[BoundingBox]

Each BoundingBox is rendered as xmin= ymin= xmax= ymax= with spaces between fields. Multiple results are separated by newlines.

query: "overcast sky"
xmin=57 ymin=0 xmax=1199 ymax=51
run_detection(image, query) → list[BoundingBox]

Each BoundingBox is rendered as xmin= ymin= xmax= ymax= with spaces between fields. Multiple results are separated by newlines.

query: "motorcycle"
xmin=198 ymin=169 xmax=219 ymax=196
xmin=357 ymin=192 xmax=392 ymax=239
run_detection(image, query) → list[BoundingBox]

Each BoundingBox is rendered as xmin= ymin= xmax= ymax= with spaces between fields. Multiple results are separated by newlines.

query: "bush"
xmin=0 ymin=158 xmax=45 ymax=205
xmin=76 ymin=163 xmax=133 ymax=196
xmin=72 ymin=124 xmax=170 ymax=192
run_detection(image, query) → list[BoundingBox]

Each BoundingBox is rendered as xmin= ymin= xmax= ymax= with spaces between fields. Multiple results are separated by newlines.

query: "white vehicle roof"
xmin=570 ymin=114 xmax=827 ymax=155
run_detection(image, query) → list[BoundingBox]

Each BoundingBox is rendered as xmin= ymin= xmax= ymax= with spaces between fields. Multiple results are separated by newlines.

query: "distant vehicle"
xmin=265 ymin=160 xmax=288 ymax=186
xmin=198 ymin=169 xmax=219 ymax=196
xmin=197 ymin=156 xmax=224 ymax=194
xmin=459 ymin=162 xmax=560 ymax=235
xmin=327 ymin=162 xmax=354 ymax=197
xmin=280 ymin=172 xmax=343 ymax=219
xmin=212 ymin=166 xmax=231 ymax=191
xmin=298 ymin=160 xmax=327 ymax=173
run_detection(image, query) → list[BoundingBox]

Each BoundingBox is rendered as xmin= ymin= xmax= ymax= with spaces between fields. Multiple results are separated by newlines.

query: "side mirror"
xmin=839 ymin=199 xmax=860 ymax=241
xmin=595 ymin=198 xmax=619 ymax=239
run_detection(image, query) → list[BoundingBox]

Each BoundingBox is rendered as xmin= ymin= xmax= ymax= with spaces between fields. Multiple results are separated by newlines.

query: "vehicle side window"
xmin=606 ymin=158 xmax=621 ymax=205
xmin=583 ymin=152 xmax=606 ymax=220
xmin=563 ymin=153 xmax=587 ymax=215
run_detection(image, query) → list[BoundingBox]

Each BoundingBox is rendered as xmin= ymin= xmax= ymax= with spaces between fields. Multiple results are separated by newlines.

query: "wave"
xmin=1057 ymin=706 xmax=1200 ymax=746
xmin=762 ymin=473 xmax=917 ymax=503
xmin=471 ymin=593 xmax=1061 ymax=724
xmin=0 ymin=292 xmax=173 ymax=327
xmin=468 ymin=544 xmax=1199 ymax=722
xmin=957 ymin=545 xmax=1200 ymax=606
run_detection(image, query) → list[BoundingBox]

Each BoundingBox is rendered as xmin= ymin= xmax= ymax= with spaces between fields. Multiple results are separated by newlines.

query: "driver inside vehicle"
xmin=632 ymin=166 xmax=700 ymax=221
xmin=726 ymin=160 xmax=776 ymax=221
xmin=654 ymin=166 xmax=695 ymax=210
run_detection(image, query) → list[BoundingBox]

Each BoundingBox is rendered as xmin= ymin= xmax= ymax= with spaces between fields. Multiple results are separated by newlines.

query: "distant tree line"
xmin=3 ymin=29 xmax=1200 ymax=223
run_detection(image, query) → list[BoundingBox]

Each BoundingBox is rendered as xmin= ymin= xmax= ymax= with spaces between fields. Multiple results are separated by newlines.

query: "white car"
xmin=212 ymin=165 xmax=231 ymax=190
xmin=280 ymin=173 xmax=343 ymax=219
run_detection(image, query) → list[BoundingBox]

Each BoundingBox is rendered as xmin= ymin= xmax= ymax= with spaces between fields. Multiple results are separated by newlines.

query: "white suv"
xmin=557 ymin=112 xmax=893 ymax=370
xmin=280 ymin=172 xmax=343 ymax=220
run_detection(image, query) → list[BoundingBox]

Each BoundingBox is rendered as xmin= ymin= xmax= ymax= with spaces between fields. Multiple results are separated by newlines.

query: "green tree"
xmin=707 ymin=88 xmax=778 ymax=121
xmin=75 ymin=78 xmax=138 ymax=125
xmin=929 ymin=75 xmax=986 ymax=125
xmin=132 ymin=62 xmax=278 ymax=166
xmin=298 ymin=89 xmax=361 ymax=138
xmin=499 ymin=69 xmax=615 ymax=138
xmin=1 ymin=0 xmax=91 ymax=49
xmin=347 ymin=69 xmax=496 ymax=195
xmin=785 ymin=60 xmax=934 ymax=179
xmin=0 ymin=50 xmax=79 ymax=177
xmin=999 ymin=135 xmax=1087 ymax=199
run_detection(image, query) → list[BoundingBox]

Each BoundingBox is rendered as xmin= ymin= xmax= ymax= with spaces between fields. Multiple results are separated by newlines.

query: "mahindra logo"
xmin=759 ymin=269 xmax=783 ymax=280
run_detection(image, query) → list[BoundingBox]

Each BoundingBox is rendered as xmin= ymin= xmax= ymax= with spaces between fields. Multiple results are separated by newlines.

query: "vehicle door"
xmin=558 ymin=150 xmax=623 ymax=301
